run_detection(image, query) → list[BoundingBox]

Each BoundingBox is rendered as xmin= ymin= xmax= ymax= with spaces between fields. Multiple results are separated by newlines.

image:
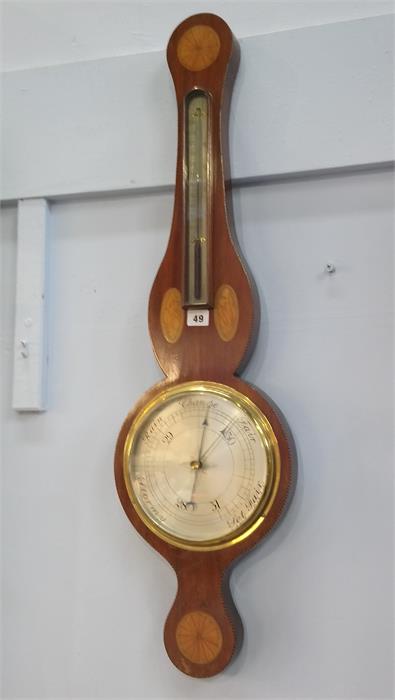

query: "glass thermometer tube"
xmin=184 ymin=90 xmax=211 ymax=307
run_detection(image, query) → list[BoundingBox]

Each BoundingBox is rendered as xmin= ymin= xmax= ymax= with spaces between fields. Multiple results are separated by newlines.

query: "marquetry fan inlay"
xmin=176 ymin=611 xmax=223 ymax=664
xmin=177 ymin=25 xmax=221 ymax=71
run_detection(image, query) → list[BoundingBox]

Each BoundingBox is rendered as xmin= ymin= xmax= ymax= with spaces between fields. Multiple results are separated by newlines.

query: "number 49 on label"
xmin=187 ymin=309 xmax=210 ymax=327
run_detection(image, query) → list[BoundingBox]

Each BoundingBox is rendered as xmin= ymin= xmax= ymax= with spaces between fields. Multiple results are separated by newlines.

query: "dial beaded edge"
xmin=122 ymin=380 xmax=282 ymax=552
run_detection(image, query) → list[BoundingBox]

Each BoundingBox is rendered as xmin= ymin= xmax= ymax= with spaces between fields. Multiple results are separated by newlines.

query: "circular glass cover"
xmin=124 ymin=382 xmax=279 ymax=549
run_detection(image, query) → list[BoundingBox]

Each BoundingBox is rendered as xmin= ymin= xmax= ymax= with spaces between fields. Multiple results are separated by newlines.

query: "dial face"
xmin=123 ymin=382 xmax=280 ymax=550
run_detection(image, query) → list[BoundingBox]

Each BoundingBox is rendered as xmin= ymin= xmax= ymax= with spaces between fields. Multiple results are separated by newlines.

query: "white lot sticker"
xmin=187 ymin=309 xmax=210 ymax=326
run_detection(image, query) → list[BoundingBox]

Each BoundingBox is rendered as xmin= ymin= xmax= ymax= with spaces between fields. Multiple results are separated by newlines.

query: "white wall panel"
xmin=2 ymin=0 xmax=393 ymax=71
xmin=1 ymin=15 xmax=393 ymax=202
xmin=1 ymin=5 xmax=394 ymax=698
xmin=1 ymin=168 xmax=393 ymax=699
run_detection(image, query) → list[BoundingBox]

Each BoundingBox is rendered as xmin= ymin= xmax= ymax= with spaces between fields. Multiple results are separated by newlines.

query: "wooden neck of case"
xmin=167 ymin=14 xmax=236 ymax=310
xmin=148 ymin=14 xmax=257 ymax=381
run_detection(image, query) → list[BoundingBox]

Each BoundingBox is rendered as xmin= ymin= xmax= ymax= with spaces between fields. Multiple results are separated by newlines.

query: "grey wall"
xmin=1 ymin=167 xmax=393 ymax=699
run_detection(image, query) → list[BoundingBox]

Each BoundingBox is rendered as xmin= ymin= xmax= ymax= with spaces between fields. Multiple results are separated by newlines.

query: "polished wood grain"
xmin=115 ymin=12 xmax=294 ymax=678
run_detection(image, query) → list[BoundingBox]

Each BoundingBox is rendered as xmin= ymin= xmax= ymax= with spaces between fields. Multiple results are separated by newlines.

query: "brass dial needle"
xmin=187 ymin=408 xmax=210 ymax=506
xmin=200 ymin=415 xmax=238 ymax=462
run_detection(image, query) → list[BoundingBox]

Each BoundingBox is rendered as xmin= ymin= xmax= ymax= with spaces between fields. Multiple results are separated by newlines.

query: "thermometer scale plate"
xmin=185 ymin=90 xmax=211 ymax=306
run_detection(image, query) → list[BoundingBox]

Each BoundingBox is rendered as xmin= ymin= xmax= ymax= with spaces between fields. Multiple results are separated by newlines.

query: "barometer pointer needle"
xmin=200 ymin=415 xmax=238 ymax=462
xmin=198 ymin=407 xmax=209 ymax=461
xmin=187 ymin=408 xmax=210 ymax=506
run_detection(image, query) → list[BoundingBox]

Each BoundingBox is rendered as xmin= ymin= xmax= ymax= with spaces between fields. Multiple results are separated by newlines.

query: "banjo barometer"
xmin=115 ymin=13 xmax=294 ymax=677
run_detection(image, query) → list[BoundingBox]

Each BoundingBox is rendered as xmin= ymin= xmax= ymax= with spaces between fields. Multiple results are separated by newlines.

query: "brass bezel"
xmin=123 ymin=381 xmax=281 ymax=552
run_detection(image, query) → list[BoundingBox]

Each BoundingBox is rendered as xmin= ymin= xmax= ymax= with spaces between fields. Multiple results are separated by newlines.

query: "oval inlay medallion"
xmin=214 ymin=284 xmax=239 ymax=342
xmin=176 ymin=611 xmax=223 ymax=664
xmin=177 ymin=25 xmax=221 ymax=72
xmin=160 ymin=288 xmax=184 ymax=344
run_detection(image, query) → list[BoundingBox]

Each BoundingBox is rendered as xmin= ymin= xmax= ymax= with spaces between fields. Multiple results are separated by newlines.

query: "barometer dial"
xmin=124 ymin=382 xmax=279 ymax=549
